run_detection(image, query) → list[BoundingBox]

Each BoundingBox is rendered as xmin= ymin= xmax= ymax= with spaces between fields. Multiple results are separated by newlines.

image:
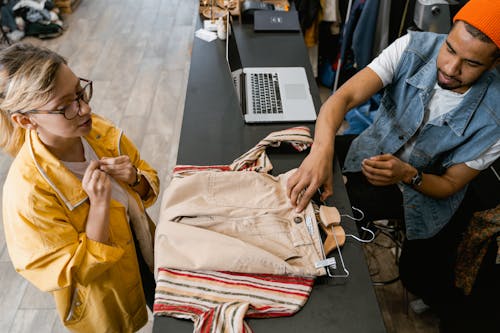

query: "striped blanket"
xmin=154 ymin=268 xmax=315 ymax=333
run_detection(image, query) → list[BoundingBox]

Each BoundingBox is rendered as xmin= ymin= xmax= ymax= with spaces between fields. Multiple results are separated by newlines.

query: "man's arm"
xmin=362 ymin=154 xmax=481 ymax=198
xmin=287 ymin=67 xmax=384 ymax=212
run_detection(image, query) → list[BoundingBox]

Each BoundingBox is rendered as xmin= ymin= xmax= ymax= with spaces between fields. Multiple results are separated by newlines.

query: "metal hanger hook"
xmin=347 ymin=227 xmax=375 ymax=243
xmin=341 ymin=206 xmax=365 ymax=222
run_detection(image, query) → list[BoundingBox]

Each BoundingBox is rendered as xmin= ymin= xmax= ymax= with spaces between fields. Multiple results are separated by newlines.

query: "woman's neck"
xmin=39 ymin=135 xmax=85 ymax=162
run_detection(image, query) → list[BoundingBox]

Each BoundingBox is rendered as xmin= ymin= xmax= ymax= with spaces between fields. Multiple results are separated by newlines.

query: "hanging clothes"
xmin=318 ymin=0 xmax=342 ymax=87
xmin=351 ymin=0 xmax=379 ymax=69
xmin=339 ymin=0 xmax=379 ymax=71
xmin=371 ymin=0 xmax=392 ymax=57
xmin=294 ymin=0 xmax=322 ymax=38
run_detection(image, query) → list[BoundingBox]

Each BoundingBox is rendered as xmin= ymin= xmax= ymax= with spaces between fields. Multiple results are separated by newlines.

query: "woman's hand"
xmin=82 ymin=160 xmax=112 ymax=204
xmin=82 ymin=160 xmax=112 ymax=243
xmin=287 ymin=148 xmax=334 ymax=212
xmin=99 ymin=155 xmax=137 ymax=185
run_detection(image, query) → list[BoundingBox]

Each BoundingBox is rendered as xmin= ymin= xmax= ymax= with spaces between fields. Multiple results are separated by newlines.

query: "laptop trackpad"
xmin=285 ymin=84 xmax=306 ymax=100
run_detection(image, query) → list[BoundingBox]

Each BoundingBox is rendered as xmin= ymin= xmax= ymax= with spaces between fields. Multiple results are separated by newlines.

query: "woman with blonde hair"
xmin=1 ymin=43 xmax=159 ymax=332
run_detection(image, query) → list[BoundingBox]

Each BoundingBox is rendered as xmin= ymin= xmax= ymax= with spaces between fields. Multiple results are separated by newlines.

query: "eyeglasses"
xmin=20 ymin=78 xmax=93 ymax=120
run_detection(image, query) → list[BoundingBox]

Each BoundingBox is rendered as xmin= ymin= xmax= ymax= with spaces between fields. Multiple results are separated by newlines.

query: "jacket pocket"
xmin=208 ymin=172 xmax=286 ymax=209
xmin=64 ymin=284 xmax=88 ymax=324
xmin=221 ymin=214 xmax=301 ymax=261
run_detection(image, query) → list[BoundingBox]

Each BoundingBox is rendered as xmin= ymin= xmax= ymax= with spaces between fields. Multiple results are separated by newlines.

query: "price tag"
xmin=315 ymin=257 xmax=337 ymax=269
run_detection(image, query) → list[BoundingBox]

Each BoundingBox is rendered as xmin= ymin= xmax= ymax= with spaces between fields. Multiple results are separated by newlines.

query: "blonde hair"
xmin=0 ymin=43 xmax=66 ymax=156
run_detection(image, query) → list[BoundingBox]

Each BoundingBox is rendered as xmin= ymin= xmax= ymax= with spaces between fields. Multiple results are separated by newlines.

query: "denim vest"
xmin=343 ymin=31 xmax=500 ymax=239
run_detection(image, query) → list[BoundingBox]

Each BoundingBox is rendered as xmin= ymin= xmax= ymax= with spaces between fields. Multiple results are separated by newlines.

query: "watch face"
xmin=412 ymin=172 xmax=422 ymax=186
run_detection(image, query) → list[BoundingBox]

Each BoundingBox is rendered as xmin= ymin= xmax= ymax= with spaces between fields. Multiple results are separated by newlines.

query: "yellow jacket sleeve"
xmin=4 ymin=196 xmax=124 ymax=291
xmin=119 ymin=132 xmax=160 ymax=208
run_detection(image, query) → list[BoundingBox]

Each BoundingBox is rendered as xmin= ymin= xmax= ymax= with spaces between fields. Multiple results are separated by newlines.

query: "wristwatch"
xmin=410 ymin=170 xmax=423 ymax=187
xmin=129 ymin=168 xmax=142 ymax=187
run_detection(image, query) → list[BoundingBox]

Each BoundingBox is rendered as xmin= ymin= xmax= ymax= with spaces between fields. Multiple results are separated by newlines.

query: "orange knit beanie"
xmin=453 ymin=0 xmax=500 ymax=48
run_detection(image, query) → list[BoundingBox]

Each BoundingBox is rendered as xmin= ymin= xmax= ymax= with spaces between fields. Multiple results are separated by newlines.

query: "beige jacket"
xmin=3 ymin=114 xmax=159 ymax=332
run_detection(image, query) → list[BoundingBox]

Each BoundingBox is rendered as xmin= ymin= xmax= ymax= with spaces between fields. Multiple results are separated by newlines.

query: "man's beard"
xmin=437 ymin=70 xmax=462 ymax=91
xmin=437 ymin=80 xmax=458 ymax=90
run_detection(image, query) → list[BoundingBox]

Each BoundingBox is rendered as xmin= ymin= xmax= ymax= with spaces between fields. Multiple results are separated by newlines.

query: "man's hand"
xmin=287 ymin=149 xmax=334 ymax=212
xmin=361 ymin=154 xmax=415 ymax=186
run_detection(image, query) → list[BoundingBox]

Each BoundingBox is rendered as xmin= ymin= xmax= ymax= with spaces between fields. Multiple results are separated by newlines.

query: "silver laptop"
xmin=225 ymin=19 xmax=317 ymax=123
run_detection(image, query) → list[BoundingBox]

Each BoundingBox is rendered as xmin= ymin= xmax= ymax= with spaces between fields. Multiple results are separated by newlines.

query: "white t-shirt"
xmin=63 ymin=138 xmax=130 ymax=211
xmin=367 ymin=34 xmax=500 ymax=170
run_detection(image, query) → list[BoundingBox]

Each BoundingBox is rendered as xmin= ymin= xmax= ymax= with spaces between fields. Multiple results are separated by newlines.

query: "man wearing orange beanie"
xmin=287 ymin=0 xmax=499 ymax=331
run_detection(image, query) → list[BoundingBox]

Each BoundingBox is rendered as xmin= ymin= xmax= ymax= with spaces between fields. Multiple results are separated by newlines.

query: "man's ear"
xmin=10 ymin=113 xmax=37 ymax=130
xmin=493 ymin=48 xmax=500 ymax=69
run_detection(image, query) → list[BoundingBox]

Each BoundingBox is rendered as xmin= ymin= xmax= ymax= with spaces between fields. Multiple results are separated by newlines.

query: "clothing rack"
xmin=332 ymin=0 xmax=414 ymax=92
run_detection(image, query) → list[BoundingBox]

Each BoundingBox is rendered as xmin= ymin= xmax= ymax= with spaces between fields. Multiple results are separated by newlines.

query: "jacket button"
xmin=294 ymin=216 xmax=303 ymax=224
xmin=75 ymin=301 xmax=81 ymax=306
xmin=398 ymin=135 xmax=404 ymax=140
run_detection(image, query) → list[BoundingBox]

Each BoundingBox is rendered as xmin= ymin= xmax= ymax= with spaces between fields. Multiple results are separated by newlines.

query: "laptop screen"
xmin=223 ymin=16 xmax=317 ymax=123
xmin=225 ymin=18 xmax=242 ymax=73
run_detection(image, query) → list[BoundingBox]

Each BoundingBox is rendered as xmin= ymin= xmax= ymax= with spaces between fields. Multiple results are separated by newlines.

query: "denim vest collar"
xmin=406 ymin=55 xmax=493 ymax=137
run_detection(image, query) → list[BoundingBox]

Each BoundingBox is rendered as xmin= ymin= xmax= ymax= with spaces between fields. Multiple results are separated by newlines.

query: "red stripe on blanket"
xmin=154 ymin=304 xmax=205 ymax=316
xmin=158 ymin=269 xmax=313 ymax=297
xmin=159 ymin=268 xmax=314 ymax=286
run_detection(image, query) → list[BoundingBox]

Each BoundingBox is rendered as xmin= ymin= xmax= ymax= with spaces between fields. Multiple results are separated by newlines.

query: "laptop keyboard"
xmin=250 ymin=73 xmax=283 ymax=114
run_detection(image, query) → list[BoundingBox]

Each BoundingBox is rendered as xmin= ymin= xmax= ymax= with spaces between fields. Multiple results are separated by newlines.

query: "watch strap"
xmin=410 ymin=170 xmax=423 ymax=187
xmin=129 ymin=168 xmax=142 ymax=187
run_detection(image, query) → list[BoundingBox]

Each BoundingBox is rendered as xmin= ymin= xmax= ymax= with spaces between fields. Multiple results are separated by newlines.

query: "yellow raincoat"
xmin=3 ymin=114 xmax=159 ymax=332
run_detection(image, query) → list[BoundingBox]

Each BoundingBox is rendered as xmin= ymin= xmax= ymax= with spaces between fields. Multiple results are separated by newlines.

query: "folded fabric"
xmin=154 ymin=127 xmax=325 ymax=332
xmin=172 ymin=126 xmax=313 ymax=177
xmin=155 ymin=126 xmax=326 ymax=276
xmin=154 ymin=268 xmax=315 ymax=333
xmin=229 ymin=126 xmax=312 ymax=173
xmin=155 ymin=169 xmax=326 ymax=276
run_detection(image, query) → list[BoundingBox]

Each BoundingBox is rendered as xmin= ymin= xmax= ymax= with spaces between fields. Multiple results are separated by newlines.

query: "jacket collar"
xmin=406 ymin=57 xmax=494 ymax=136
xmin=27 ymin=130 xmax=88 ymax=211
